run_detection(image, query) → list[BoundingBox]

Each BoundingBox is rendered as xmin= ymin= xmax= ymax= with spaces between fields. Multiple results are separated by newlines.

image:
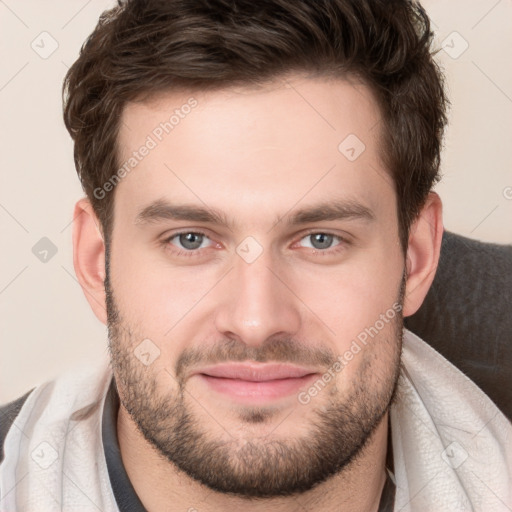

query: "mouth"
xmin=193 ymin=363 xmax=320 ymax=403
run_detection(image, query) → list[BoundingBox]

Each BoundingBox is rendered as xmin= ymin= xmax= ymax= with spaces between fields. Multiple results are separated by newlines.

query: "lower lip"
xmin=198 ymin=374 xmax=318 ymax=402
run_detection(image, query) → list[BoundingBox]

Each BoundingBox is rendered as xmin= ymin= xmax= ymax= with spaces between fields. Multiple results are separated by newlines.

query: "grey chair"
xmin=404 ymin=230 xmax=512 ymax=421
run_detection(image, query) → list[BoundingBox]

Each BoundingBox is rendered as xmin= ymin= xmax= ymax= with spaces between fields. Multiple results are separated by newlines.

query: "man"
xmin=1 ymin=0 xmax=510 ymax=511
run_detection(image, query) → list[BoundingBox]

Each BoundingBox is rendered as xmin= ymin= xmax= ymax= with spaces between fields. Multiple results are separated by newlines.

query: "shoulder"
xmin=0 ymin=389 xmax=35 ymax=463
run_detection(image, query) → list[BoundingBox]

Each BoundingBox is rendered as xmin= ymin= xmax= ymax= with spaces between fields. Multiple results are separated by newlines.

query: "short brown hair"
xmin=62 ymin=0 xmax=448 ymax=252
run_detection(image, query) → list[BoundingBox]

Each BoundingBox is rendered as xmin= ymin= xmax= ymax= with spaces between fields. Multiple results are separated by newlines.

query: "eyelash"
xmin=162 ymin=230 xmax=350 ymax=258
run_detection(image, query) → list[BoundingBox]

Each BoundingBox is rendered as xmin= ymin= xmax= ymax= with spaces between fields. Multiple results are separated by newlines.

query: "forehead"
xmin=119 ymin=75 xmax=382 ymax=152
xmin=114 ymin=75 xmax=393 ymax=226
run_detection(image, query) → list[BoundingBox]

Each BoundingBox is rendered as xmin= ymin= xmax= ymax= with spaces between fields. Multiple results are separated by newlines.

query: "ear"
xmin=402 ymin=191 xmax=443 ymax=317
xmin=72 ymin=198 xmax=107 ymax=325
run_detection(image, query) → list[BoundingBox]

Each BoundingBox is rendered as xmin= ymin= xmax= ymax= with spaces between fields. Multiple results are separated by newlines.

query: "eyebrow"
xmin=134 ymin=198 xmax=375 ymax=229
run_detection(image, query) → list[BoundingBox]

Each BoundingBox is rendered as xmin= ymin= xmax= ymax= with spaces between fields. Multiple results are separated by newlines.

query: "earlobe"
xmin=72 ymin=198 xmax=108 ymax=325
xmin=402 ymin=192 xmax=444 ymax=317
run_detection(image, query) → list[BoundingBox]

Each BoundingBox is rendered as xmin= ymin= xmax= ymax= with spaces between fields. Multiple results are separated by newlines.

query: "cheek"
xmin=287 ymin=246 xmax=403 ymax=390
xmin=292 ymin=250 xmax=403 ymax=343
xmin=110 ymin=240 xmax=202 ymax=322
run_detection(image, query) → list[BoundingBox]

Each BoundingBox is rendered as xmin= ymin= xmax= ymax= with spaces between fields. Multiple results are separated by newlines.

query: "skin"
xmin=73 ymin=73 xmax=443 ymax=511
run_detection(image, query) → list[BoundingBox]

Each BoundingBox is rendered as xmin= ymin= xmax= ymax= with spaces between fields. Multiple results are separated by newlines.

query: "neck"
xmin=117 ymin=407 xmax=390 ymax=512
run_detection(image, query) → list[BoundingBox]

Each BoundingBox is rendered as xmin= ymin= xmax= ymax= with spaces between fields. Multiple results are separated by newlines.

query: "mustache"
xmin=174 ymin=336 xmax=337 ymax=382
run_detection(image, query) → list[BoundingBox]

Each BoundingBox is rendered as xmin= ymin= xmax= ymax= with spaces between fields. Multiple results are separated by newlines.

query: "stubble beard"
xmin=105 ymin=271 xmax=404 ymax=498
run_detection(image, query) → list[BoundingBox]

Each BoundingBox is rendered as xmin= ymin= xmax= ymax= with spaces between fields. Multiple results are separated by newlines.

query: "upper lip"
xmin=196 ymin=363 xmax=318 ymax=382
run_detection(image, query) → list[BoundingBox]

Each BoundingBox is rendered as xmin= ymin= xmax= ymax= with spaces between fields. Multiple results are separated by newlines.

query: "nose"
xmin=214 ymin=247 xmax=302 ymax=347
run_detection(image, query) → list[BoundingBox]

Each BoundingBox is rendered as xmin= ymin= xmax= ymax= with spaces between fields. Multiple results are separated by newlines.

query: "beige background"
xmin=1 ymin=0 xmax=511 ymax=403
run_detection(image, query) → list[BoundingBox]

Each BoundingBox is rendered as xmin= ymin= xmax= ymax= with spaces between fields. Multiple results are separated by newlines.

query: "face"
xmin=106 ymin=74 xmax=406 ymax=497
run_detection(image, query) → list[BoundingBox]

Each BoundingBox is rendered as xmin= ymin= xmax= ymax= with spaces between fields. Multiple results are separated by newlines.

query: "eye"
xmin=297 ymin=232 xmax=346 ymax=252
xmin=165 ymin=231 xmax=213 ymax=253
xmin=162 ymin=230 xmax=349 ymax=258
